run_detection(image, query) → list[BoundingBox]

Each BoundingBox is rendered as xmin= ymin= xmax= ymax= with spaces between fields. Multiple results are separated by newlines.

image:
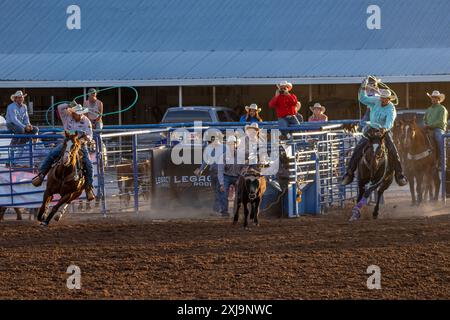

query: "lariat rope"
xmin=45 ymin=86 xmax=139 ymax=127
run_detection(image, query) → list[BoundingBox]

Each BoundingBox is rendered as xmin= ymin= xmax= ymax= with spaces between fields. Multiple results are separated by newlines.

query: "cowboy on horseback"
xmin=424 ymin=90 xmax=448 ymax=166
xmin=31 ymin=102 xmax=96 ymax=201
xmin=342 ymin=78 xmax=408 ymax=187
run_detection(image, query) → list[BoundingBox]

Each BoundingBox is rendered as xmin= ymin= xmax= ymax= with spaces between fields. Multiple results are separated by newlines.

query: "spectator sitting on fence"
xmin=83 ymin=88 xmax=104 ymax=130
xmin=6 ymin=91 xmax=39 ymax=168
xmin=269 ymin=81 xmax=301 ymax=129
xmin=31 ymin=102 xmax=96 ymax=201
xmin=308 ymin=103 xmax=328 ymax=122
xmin=424 ymin=90 xmax=448 ymax=167
xmin=240 ymin=103 xmax=263 ymax=123
xmin=295 ymin=100 xmax=304 ymax=123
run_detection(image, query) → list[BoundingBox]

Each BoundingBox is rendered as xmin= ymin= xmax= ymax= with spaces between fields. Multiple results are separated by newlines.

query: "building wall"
xmin=1 ymin=82 xmax=450 ymax=127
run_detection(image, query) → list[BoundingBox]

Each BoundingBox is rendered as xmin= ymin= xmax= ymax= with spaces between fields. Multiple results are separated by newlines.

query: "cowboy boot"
xmin=31 ymin=172 xmax=46 ymax=187
xmin=85 ymin=185 xmax=96 ymax=201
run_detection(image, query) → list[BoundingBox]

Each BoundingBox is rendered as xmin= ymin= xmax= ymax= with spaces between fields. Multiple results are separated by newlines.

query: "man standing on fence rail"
xmin=6 ymin=90 xmax=39 ymax=167
xmin=341 ymin=80 xmax=408 ymax=187
xmin=269 ymin=81 xmax=302 ymax=130
xmin=424 ymin=90 xmax=448 ymax=167
xmin=31 ymin=102 xmax=96 ymax=201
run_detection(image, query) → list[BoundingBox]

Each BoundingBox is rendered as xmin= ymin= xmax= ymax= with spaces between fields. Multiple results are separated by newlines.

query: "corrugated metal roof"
xmin=0 ymin=0 xmax=449 ymax=86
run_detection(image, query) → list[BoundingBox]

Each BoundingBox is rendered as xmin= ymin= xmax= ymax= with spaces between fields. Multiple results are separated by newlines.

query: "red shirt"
xmin=269 ymin=93 xmax=298 ymax=118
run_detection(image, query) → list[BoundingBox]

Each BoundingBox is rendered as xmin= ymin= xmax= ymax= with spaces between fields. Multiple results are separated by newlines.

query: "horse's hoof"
xmin=372 ymin=212 xmax=379 ymax=219
xmin=39 ymin=221 xmax=48 ymax=227
xmin=16 ymin=215 xmax=22 ymax=221
xmin=54 ymin=213 xmax=63 ymax=222
xmin=232 ymin=220 xmax=238 ymax=225
xmin=244 ymin=227 xmax=251 ymax=231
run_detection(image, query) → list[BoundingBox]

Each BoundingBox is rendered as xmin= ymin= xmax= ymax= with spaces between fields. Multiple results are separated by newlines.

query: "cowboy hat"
xmin=244 ymin=122 xmax=260 ymax=132
xmin=277 ymin=80 xmax=293 ymax=91
xmin=226 ymin=135 xmax=238 ymax=144
xmin=379 ymin=89 xmax=394 ymax=100
xmin=10 ymin=90 xmax=27 ymax=101
xmin=71 ymin=104 xmax=89 ymax=115
xmin=245 ymin=103 xmax=261 ymax=113
xmin=427 ymin=90 xmax=445 ymax=103
xmin=309 ymin=103 xmax=326 ymax=113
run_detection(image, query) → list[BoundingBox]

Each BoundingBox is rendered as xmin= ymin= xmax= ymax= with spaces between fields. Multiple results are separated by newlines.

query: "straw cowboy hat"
xmin=245 ymin=103 xmax=261 ymax=113
xmin=10 ymin=90 xmax=27 ymax=101
xmin=427 ymin=90 xmax=445 ymax=103
xmin=277 ymin=80 xmax=293 ymax=91
xmin=379 ymin=89 xmax=394 ymax=100
xmin=309 ymin=103 xmax=326 ymax=113
xmin=244 ymin=122 xmax=260 ymax=132
xmin=71 ymin=104 xmax=89 ymax=115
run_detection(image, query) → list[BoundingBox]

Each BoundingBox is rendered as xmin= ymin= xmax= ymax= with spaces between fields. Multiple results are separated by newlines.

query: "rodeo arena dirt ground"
xmin=1 ymin=185 xmax=450 ymax=300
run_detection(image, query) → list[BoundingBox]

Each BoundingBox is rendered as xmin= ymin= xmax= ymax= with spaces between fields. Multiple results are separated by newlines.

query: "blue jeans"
xmin=39 ymin=143 xmax=94 ymax=186
xmin=7 ymin=123 xmax=39 ymax=165
xmin=211 ymin=175 xmax=226 ymax=213
xmin=221 ymin=175 xmax=238 ymax=214
xmin=433 ymin=128 xmax=445 ymax=161
xmin=277 ymin=115 xmax=300 ymax=129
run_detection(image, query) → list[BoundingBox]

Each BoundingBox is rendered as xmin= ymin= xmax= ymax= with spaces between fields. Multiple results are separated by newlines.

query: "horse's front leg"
xmin=416 ymin=174 xmax=424 ymax=205
xmin=409 ymin=176 xmax=416 ymax=206
xmin=350 ymin=180 xmax=366 ymax=221
xmin=42 ymin=194 xmax=71 ymax=225
xmin=433 ymin=168 xmax=441 ymax=201
xmin=373 ymin=176 xmax=393 ymax=219
xmin=37 ymin=191 xmax=53 ymax=222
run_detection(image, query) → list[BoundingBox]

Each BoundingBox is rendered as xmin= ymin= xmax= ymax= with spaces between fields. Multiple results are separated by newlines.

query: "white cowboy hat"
xmin=244 ymin=122 xmax=260 ymax=132
xmin=245 ymin=103 xmax=261 ymax=113
xmin=226 ymin=135 xmax=238 ymax=144
xmin=309 ymin=103 xmax=326 ymax=113
xmin=71 ymin=104 xmax=89 ymax=115
xmin=277 ymin=80 xmax=293 ymax=91
xmin=427 ymin=90 xmax=445 ymax=103
xmin=10 ymin=90 xmax=27 ymax=101
xmin=379 ymin=89 xmax=394 ymax=100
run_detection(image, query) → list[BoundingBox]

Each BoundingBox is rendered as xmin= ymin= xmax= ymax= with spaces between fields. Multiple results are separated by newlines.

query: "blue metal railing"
xmin=0 ymin=120 xmax=363 ymax=217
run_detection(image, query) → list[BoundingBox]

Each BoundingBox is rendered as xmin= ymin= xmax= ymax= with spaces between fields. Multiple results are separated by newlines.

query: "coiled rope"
xmin=45 ymin=86 xmax=139 ymax=127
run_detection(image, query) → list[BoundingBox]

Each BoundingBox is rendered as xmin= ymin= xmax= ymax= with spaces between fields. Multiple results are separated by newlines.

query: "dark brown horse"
xmin=37 ymin=131 xmax=86 ymax=226
xmin=233 ymin=167 xmax=267 ymax=229
xmin=350 ymin=128 xmax=394 ymax=220
xmin=400 ymin=118 xmax=440 ymax=205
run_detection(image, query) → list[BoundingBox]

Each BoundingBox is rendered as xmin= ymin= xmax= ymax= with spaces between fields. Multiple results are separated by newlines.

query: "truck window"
xmin=217 ymin=111 xmax=229 ymax=122
xmin=162 ymin=110 xmax=212 ymax=123
xmin=225 ymin=111 xmax=240 ymax=122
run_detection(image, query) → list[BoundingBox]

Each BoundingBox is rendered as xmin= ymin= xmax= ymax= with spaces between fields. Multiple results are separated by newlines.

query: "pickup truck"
xmin=161 ymin=106 xmax=239 ymax=123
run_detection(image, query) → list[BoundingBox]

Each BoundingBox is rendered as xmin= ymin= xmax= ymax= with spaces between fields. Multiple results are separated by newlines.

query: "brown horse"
xmin=37 ymin=131 xmax=86 ymax=226
xmin=350 ymin=128 xmax=394 ymax=220
xmin=400 ymin=118 xmax=440 ymax=205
